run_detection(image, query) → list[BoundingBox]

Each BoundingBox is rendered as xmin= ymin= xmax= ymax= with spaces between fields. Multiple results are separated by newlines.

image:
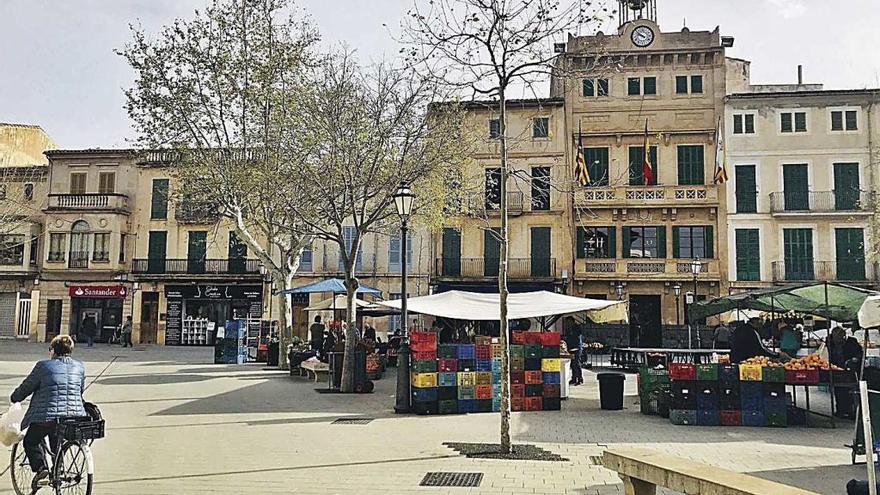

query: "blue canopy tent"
xmin=278 ymin=278 xmax=383 ymax=296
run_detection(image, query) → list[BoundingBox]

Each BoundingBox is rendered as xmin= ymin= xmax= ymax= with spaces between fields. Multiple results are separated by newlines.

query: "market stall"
xmin=377 ymin=290 xmax=627 ymax=415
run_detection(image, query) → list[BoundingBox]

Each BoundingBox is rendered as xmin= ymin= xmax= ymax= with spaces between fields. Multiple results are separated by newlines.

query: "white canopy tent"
xmin=305 ymin=295 xmax=378 ymax=312
xmin=376 ymin=290 xmax=627 ymax=323
xmin=859 ymin=295 xmax=880 ymax=329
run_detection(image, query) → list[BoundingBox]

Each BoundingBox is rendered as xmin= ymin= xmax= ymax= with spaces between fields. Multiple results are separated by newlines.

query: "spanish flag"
xmin=714 ymin=117 xmax=728 ymax=184
xmin=642 ymin=119 xmax=655 ymax=186
xmin=574 ymin=123 xmax=591 ymax=186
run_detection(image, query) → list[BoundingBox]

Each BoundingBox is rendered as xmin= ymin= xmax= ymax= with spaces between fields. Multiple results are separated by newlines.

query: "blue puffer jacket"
xmin=10 ymin=356 xmax=86 ymax=428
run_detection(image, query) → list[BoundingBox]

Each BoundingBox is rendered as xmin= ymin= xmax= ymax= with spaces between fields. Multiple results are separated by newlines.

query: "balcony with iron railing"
xmin=771 ymin=260 xmax=871 ymax=283
xmin=573 ymin=184 xmax=719 ymax=208
xmin=434 ymin=257 xmax=557 ymax=280
xmin=131 ymin=258 xmax=261 ymax=276
xmin=577 ymin=258 xmax=719 ymax=280
xmin=46 ymin=193 xmax=131 ymax=214
xmin=769 ymin=191 xmax=874 ymax=215
xmin=69 ymin=251 xmax=90 ymax=269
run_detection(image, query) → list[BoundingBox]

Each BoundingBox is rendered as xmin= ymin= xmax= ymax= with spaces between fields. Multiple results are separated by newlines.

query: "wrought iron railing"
xmin=435 ymin=257 xmax=556 ymax=279
xmin=769 ymin=191 xmax=874 ymax=213
xmin=132 ymin=258 xmax=260 ymax=275
xmin=771 ymin=260 xmax=868 ymax=282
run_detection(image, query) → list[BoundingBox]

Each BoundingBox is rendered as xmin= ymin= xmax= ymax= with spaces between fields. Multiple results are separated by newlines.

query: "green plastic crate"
xmin=509 ymin=345 xmax=524 ymax=358
xmin=762 ymin=366 xmax=785 ymax=383
xmin=411 ymin=360 xmax=437 ymax=373
xmin=524 ymin=345 xmax=542 ymax=359
xmin=695 ymin=364 xmax=718 ymax=381
xmin=438 ymin=400 xmax=458 ymax=415
xmin=765 ymin=410 xmax=787 ymax=427
xmin=638 ymin=366 xmax=670 ymax=394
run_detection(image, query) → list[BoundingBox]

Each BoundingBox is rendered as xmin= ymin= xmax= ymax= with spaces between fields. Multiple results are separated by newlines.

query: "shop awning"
xmin=278 ymin=278 xmax=382 ymax=296
xmin=376 ymin=290 xmax=627 ymax=323
xmin=692 ymin=282 xmax=878 ymax=322
xmin=305 ymin=295 xmax=378 ymax=311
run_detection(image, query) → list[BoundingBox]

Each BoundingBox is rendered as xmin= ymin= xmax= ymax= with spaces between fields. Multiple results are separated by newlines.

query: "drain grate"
xmin=420 ymin=472 xmax=483 ymax=487
xmin=590 ymin=455 xmax=603 ymax=465
xmin=332 ymin=418 xmax=374 ymax=425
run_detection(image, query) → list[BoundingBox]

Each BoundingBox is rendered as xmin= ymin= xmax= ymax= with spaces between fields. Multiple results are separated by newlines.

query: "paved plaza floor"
xmin=0 ymin=342 xmax=868 ymax=494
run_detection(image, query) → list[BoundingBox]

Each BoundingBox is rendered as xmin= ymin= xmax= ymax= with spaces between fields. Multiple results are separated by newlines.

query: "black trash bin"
xmin=597 ymin=373 xmax=626 ymax=410
xmin=267 ymin=342 xmax=279 ymax=367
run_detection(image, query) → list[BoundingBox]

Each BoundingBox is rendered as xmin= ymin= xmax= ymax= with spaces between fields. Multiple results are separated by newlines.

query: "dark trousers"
xmin=835 ymin=386 xmax=855 ymax=418
xmin=24 ymin=422 xmax=58 ymax=473
xmin=122 ymin=332 xmax=132 ymax=347
xmin=570 ymin=351 xmax=583 ymax=384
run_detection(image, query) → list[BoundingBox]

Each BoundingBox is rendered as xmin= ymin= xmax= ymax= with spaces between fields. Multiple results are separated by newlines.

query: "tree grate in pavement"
xmin=590 ymin=456 xmax=603 ymax=465
xmin=332 ymin=418 xmax=374 ymax=425
xmin=419 ymin=472 xmax=483 ymax=487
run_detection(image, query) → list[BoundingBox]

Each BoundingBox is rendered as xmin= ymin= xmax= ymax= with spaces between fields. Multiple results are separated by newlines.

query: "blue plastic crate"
xmin=492 ymin=372 xmax=502 ymax=384
xmin=697 ymin=409 xmax=720 ymax=426
xmin=741 ymin=395 xmax=763 ymax=413
xmin=475 ymin=359 xmax=492 ymax=371
xmin=543 ymin=372 xmax=561 ymax=385
xmin=492 ymin=359 xmax=502 ymax=372
xmin=458 ymin=399 xmax=476 ymax=413
xmin=438 ymin=372 xmax=458 ymax=387
xmin=740 ymin=382 xmax=763 ymax=401
xmin=457 ymin=344 xmax=476 ymax=359
xmin=492 ymin=397 xmax=501 ymax=412
xmin=764 ymin=397 xmax=786 ymax=415
xmin=412 ymin=387 xmax=438 ymax=402
xmin=697 ymin=394 xmax=719 ymax=411
xmin=741 ymin=410 xmax=764 ymax=427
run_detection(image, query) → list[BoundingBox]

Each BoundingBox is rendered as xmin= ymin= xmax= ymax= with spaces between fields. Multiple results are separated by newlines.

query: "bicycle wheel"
xmin=10 ymin=442 xmax=35 ymax=495
xmin=53 ymin=442 xmax=92 ymax=495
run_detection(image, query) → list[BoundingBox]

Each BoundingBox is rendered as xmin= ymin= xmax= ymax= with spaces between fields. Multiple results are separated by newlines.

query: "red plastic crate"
xmin=785 ymin=368 xmax=819 ymax=385
xmin=475 ymin=345 xmax=492 ymax=359
xmin=525 ymin=371 xmax=543 ymax=384
xmin=410 ymin=331 xmax=437 ymax=345
xmin=411 ymin=349 xmax=436 ymax=361
xmin=511 ymin=331 xmax=527 ymax=345
xmin=720 ymin=410 xmax=742 ymax=426
xmin=524 ymin=332 xmax=542 ymax=344
xmin=411 ymin=341 xmax=437 ymax=353
xmin=669 ymin=363 xmax=696 ymax=381
xmin=438 ymin=358 xmax=457 ymax=372
xmin=511 ymin=397 xmax=525 ymax=411
xmin=476 ymin=385 xmax=493 ymax=400
xmin=511 ymin=384 xmax=525 ymax=397
xmin=510 ymin=371 xmax=526 ymax=384
xmin=540 ymin=332 xmax=562 ymax=346
xmin=542 ymin=384 xmax=561 ymax=397
xmin=524 ymin=396 xmax=543 ymax=411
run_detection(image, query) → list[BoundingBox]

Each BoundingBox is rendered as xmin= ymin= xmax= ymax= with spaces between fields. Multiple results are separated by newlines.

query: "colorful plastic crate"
xmin=543 ymin=384 xmax=561 ymax=398
xmin=411 ymin=349 xmax=437 ymax=361
xmin=475 ymin=336 xmax=493 ymax=346
xmin=438 ymin=358 xmax=457 ymax=373
xmin=525 ymin=384 xmax=543 ymax=397
xmin=695 ymin=364 xmax=718 ymax=381
xmin=412 ymin=401 xmax=438 ymax=415
xmin=669 ymin=363 xmax=696 ymax=381
xmin=491 ymin=344 xmax=504 ymax=359
xmin=491 ymin=372 xmax=502 ymax=384
xmin=762 ymin=366 xmax=785 ymax=383
xmin=510 ymin=358 xmax=525 ymax=372
xmin=785 ymin=368 xmax=819 ymax=385
xmin=511 ymin=396 xmax=524 ymax=411
xmin=476 ymin=345 xmax=492 ymax=359
xmin=491 ymin=359 xmax=502 ymax=372
xmin=697 ymin=409 xmax=720 ymax=426
xmin=543 ymin=372 xmax=561 ymax=385
xmin=541 ymin=358 xmax=561 ymax=372
xmin=492 ymin=397 xmax=501 ymax=412
xmin=438 ymin=386 xmax=457 ymax=401
xmin=438 ymin=372 xmax=458 ymax=387
xmin=742 ymin=410 xmax=764 ymax=427
xmin=720 ymin=410 xmax=742 ymax=426
xmin=476 ymin=399 xmax=493 ymax=413
xmin=525 ymin=370 xmax=543 ymax=384
xmin=437 ymin=344 xmax=458 ymax=359
xmin=476 ymin=372 xmax=493 ymax=385
xmin=476 ymin=385 xmax=493 ymax=400
xmin=458 ymin=385 xmax=475 ymax=400
xmin=670 ymin=409 xmax=697 ymax=426
xmin=524 ymin=345 xmax=542 ymax=359
xmin=439 ymin=399 xmax=458 ymax=415
xmin=718 ymin=364 xmax=739 ymax=383
xmin=524 ymin=332 xmax=543 ymax=345
xmin=458 ymin=399 xmax=476 ymax=413
xmin=412 ymin=360 xmax=437 ymax=373
xmin=411 ymin=372 xmax=437 ymax=388
xmin=765 ymin=410 xmax=787 ymax=427
xmin=411 ymin=341 xmax=437 ymax=353
xmin=412 ymin=387 xmax=438 ymax=402
xmin=511 ymin=332 xmax=527 ymax=345
xmin=540 ymin=332 xmax=561 ymax=346
xmin=671 ymin=381 xmax=697 ymax=410
xmin=510 ymin=371 xmax=525 ymax=384
xmin=524 ymin=396 xmax=543 ymax=411
xmin=738 ymin=364 xmax=762 ymax=382
xmin=509 ymin=345 xmax=524 ymax=357
xmin=457 ymin=345 xmax=475 ymax=359
xmin=524 ymin=358 xmax=542 ymax=371
xmin=410 ymin=331 xmax=437 ymax=346
xmin=541 ymin=345 xmax=560 ymax=358
xmin=511 ymin=383 xmax=525 ymax=397
xmin=475 ymin=359 xmax=492 ymax=372
xmin=457 ymin=372 xmax=476 ymax=387
xmin=457 ymin=359 xmax=476 ymax=371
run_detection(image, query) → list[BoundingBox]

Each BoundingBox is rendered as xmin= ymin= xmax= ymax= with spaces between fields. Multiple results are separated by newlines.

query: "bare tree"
xmin=119 ymin=0 xmax=321 ymax=362
xmin=402 ymin=0 xmax=609 ymax=453
xmin=291 ymin=51 xmax=472 ymax=393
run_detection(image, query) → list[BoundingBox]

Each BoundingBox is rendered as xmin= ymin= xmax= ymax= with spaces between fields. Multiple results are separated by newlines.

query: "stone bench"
xmin=602 ymin=447 xmax=821 ymax=495
xmin=300 ymin=361 xmax=329 ymax=382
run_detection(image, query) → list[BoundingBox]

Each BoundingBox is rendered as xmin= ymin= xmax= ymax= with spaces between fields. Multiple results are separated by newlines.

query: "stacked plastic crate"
xmin=669 ymin=363 xmax=697 ymax=425
xmin=437 ymin=343 xmax=458 ymax=414
xmin=410 ymin=331 xmax=439 ymax=414
xmin=637 ymin=366 xmax=670 ymax=416
xmin=718 ymin=364 xmax=741 ymax=426
xmin=508 ymin=331 xmax=561 ymax=411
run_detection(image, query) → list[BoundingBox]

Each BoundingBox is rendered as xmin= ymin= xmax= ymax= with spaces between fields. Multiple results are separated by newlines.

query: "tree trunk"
xmin=276 ymin=270 xmax=294 ymax=369
xmin=498 ymin=89 xmax=512 ymax=454
xmin=340 ymin=272 xmax=360 ymax=393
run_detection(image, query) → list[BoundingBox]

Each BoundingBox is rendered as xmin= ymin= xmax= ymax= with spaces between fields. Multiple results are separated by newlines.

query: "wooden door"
xmin=140 ymin=292 xmax=159 ymax=344
xmin=836 ymin=228 xmax=866 ymax=281
xmin=530 ymin=227 xmax=551 ymax=277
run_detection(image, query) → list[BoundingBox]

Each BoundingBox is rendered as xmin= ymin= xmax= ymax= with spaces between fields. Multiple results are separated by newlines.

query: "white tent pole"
xmin=860 ymin=380 xmax=877 ymax=495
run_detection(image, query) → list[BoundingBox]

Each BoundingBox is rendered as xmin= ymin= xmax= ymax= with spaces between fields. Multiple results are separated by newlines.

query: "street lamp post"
xmin=690 ymin=258 xmax=703 ymax=349
xmin=393 ymin=182 xmax=415 ymax=414
xmin=673 ymin=283 xmax=682 ymax=326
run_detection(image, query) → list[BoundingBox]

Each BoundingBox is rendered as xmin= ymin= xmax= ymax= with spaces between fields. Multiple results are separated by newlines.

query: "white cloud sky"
xmin=0 ymin=0 xmax=878 ymax=148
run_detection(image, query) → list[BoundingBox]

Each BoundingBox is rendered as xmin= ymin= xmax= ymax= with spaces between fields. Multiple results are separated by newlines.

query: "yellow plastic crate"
xmin=541 ymin=358 xmax=561 ymax=372
xmin=738 ymin=364 xmax=762 ymax=382
xmin=457 ymin=371 xmax=476 ymax=387
xmin=491 ymin=344 xmax=504 ymax=358
xmin=410 ymin=372 xmax=438 ymax=388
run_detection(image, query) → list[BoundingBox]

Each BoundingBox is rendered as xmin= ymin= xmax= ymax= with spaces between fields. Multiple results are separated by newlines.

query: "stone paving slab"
xmin=0 ymin=343 xmax=864 ymax=494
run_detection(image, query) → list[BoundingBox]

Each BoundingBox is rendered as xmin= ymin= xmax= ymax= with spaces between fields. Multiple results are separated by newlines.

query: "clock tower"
xmin=618 ymin=0 xmax=657 ymax=27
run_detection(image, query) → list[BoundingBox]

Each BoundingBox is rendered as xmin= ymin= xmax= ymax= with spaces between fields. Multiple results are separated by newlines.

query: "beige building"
xmin=726 ymin=87 xmax=880 ymax=290
xmin=549 ymin=0 xmax=740 ymax=346
xmin=433 ymin=99 xmax=572 ymax=299
xmin=0 ymin=123 xmax=56 ymax=167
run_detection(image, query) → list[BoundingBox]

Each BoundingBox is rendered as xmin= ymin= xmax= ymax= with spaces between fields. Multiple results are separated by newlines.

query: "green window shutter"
xmin=677 ymin=145 xmax=704 ymax=186
xmin=622 ymin=227 xmax=632 ymax=258
xmin=672 ymin=227 xmax=681 ymax=258
xmin=628 ymin=78 xmax=640 ymax=95
xmin=691 ymin=75 xmax=703 ymax=94
xmin=657 ymin=227 xmax=666 ymax=258
xmin=582 ymin=79 xmax=595 ymax=97
xmin=576 ymin=228 xmax=585 ymax=259
xmin=585 ymin=147 xmax=610 ymax=186
xmin=150 ymin=179 xmax=170 ymax=220
xmin=704 ymin=225 xmax=714 ymax=259
xmin=643 ymin=77 xmax=657 ymax=95
xmin=735 ymin=229 xmax=760 ymax=281
xmin=734 ymin=165 xmax=757 ymax=213
xmin=781 ymin=113 xmax=792 ymax=132
xmin=608 ymin=228 xmax=617 ymax=259
xmin=597 ymin=79 xmax=609 ymax=96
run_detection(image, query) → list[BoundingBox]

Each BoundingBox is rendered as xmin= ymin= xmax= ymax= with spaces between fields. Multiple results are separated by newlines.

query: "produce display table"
xmin=611 ymin=348 xmax=728 ymax=369
xmin=300 ymin=361 xmax=330 ymax=383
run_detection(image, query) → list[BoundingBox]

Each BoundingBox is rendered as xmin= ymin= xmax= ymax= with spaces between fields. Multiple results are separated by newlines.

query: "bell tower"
xmin=618 ymin=0 xmax=657 ymax=27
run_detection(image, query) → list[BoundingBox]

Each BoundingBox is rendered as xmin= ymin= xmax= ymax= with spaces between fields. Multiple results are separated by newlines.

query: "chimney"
xmin=797 ymin=65 xmax=803 ymax=85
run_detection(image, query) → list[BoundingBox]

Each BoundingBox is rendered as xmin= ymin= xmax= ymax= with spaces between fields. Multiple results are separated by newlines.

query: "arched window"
xmin=69 ymin=220 xmax=91 ymax=267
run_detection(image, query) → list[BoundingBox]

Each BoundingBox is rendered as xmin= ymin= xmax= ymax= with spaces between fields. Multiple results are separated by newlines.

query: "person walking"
xmin=309 ymin=316 xmax=325 ymax=353
xmin=564 ymin=327 xmax=584 ymax=386
xmin=121 ymin=315 xmax=133 ymax=348
xmin=81 ymin=315 xmax=97 ymax=348
xmin=10 ymin=335 xmax=87 ymax=488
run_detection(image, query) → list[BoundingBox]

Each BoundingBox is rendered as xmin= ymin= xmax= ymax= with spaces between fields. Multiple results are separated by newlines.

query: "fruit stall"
xmin=638 ymin=356 xmax=856 ymax=427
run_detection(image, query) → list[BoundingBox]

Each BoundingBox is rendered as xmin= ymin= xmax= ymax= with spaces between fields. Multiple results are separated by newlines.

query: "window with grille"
xmin=48 ymin=233 xmax=66 ymax=262
xmin=92 ymin=233 xmax=110 ymax=262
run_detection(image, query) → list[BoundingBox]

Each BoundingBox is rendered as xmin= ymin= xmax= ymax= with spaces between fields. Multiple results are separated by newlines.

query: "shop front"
xmin=69 ymin=285 xmax=127 ymax=343
xmin=164 ymin=284 xmax=263 ymax=346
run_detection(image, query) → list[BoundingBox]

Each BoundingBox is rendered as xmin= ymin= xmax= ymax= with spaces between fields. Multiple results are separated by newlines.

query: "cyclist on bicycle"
xmin=10 ymin=335 xmax=86 ymax=487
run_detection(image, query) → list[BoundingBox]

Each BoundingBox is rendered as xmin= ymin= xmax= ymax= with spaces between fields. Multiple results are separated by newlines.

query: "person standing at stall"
xmin=730 ymin=317 xmax=780 ymax=363
xmin=828 ymin=326 xmax=862 ymax=419
xmin=712 ymin=323 xmax=731 ymax=350
xmin=309 ymin=316 xmax=325 ymax=353
xmin=780 ymin=322 xmax=802 ymax=359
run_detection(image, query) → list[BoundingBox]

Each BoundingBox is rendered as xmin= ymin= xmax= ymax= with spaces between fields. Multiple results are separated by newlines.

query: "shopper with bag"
xmin=10 ymin=335 xmax=87 ymax=487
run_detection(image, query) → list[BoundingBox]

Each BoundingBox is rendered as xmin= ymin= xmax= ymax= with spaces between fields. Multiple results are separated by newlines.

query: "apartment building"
xmin=549 ymin=0 xmax=741 ymax=346
xmin=433 ymin=99 xmax=572 ymax=298
xmin=726 ymin=87 xmax=880 ymax=290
